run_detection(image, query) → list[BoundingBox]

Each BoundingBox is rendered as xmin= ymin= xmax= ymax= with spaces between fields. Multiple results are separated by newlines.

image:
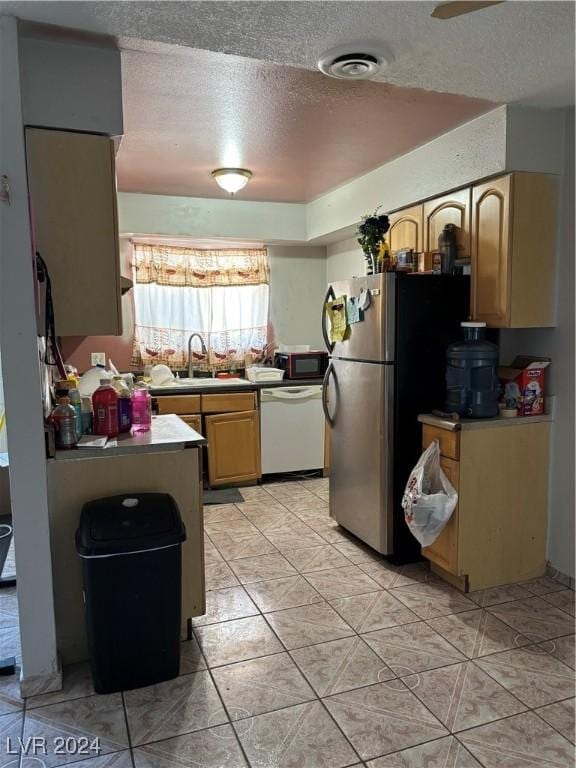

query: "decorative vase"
xmin=364 ymin=248 xmax=379 ymax=275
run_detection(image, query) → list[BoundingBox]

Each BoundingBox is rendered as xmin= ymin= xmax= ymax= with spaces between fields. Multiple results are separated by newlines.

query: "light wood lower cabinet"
xmin=155 ymin=392 xmax=262 ymax=487
xmin=423 ymin=456 xmax=460 ymax=576
xmin=420 ymin=417 xmax=551 ymax=592
xmin=204 ymin=410 xmax=261 ymax=486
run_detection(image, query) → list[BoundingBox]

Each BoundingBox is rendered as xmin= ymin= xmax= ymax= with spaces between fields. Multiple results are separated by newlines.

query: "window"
xmin=132 ymin=243 xmax=270 ymax=371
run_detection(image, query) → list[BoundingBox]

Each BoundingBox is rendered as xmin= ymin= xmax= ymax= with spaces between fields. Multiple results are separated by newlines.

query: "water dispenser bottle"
xmin=445 ymin=322 xmax=499 ymax=418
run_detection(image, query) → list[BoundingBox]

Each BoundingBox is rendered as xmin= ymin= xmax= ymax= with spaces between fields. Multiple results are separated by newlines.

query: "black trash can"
xmin=76 ymin=493 xmax=186 ymax=694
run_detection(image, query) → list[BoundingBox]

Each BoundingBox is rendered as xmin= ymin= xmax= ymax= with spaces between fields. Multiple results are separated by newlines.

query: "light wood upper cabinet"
xmin=25 ymin=128 xmax=122 ymax=337
xmin=471 ymin=173 xmax=557 ymax=328
xmin=388 ymin=205 xmax=423 ymax=253
xmin=423 ymin=188 xmax=471 ymax=257
xmin=204 ymin=410 xmax=261 ymax=487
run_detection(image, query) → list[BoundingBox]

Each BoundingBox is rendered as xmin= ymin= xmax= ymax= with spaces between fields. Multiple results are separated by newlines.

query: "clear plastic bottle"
xmin=81 ymin=397 xmax=93 ymax=435
xmin=131 ymin=383 xmax=152 ymax=433
xmin=112 ymin=376 xmax=132 ymax=433
xmin=52 ymin=396 xmax=78 ymax=449
xmin=92 ymin=378 xmax=119 ymax=437
xmin=68 ymin=388 xmax=84 ymax=437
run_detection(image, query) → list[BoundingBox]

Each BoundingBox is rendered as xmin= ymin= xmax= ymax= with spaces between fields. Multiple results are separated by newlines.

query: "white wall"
xmin=267 ymin=246 xmax=326 ymax=349
xmin=0 ymin=16 xmax=59 ymax=690
xmin=119 ymin=192 xmax=307 ymax=243
xmin=500 ymin=108 xmax=575 ymax=578
xmin=0 ymin=22 xmax=125 ymax=692
xmin=18 ymin=34 xmax=123 ymax=135
xmin=308 ymin=105 xmax=566 ymax=243
xmin=326 ymin=237 xmax=365 ymax=284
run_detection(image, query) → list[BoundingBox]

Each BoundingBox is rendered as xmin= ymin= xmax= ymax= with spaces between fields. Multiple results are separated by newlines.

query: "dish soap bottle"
xmin=92 ymin=378 xmax=119 ymax=437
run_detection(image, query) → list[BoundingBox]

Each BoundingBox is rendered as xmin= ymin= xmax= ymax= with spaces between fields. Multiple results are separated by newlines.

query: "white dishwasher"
xmin=260 ymin=385 xmax=325 ymax=474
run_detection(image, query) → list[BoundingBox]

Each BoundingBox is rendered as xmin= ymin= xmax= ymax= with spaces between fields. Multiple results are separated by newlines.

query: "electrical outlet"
xmin=91 ymin=352 xmax=106 ymax=367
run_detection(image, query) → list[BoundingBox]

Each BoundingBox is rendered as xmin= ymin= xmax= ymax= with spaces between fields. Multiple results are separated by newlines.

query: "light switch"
xmin=91 ymin=352 xmax=106 ymax=367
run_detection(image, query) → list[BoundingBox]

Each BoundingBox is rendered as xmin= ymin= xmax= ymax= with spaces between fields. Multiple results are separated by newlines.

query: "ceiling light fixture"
xmin=211 ymin=168 xmax=253 ymax=195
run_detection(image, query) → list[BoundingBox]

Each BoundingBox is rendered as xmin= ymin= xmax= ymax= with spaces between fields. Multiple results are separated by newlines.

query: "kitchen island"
xmin=48 ymin=415 xmax=206 ymax=664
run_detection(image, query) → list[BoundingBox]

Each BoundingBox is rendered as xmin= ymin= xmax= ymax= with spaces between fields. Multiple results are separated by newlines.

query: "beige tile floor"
xmin=0 ymin=477 xmax=574 ymax=767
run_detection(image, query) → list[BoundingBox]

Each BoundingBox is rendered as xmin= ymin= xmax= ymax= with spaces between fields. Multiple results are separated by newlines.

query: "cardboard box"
xmin=498 ymin=356 xmax=550 ymax=416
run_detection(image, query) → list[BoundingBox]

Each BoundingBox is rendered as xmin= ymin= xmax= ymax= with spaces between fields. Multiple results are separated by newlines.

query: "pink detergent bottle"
xmin=131 ymin=383 xmax=152 ymax=433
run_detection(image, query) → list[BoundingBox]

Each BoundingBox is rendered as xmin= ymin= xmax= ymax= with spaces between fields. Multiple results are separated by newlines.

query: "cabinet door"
xmin=422 ymin=456 xmax=460 ymax=575
xmin=471 ymin=175 xmax=512 ymax=327
xmin=25 ymin=128 xmax=121 ymax=337
xmin=423 ymin=188 xmax=471 ymax=257
xmin=204 ymin=410 xmax=261 ymax=486
xmin=388 ymin=205 xmax=423 ymax=253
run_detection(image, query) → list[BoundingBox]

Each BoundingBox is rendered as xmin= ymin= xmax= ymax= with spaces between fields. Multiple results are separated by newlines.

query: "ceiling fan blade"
xmin=432 ymin=1 xmax=504 ymax=19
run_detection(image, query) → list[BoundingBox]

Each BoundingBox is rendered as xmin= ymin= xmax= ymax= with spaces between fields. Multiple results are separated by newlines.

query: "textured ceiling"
xmin=5 ymin=0 xmax=575 ymax=108
xmin=117 ymin=46 xmax=493 ymax=202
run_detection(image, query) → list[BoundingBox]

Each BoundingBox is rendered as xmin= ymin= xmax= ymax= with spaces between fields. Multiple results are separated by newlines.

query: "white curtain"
xmin=132 ymin=245 xmax=270 ymax=371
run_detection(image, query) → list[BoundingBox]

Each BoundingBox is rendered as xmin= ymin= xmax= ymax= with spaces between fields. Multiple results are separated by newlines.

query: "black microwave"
xmin=274 ymin=351 xmax=329 ymax=380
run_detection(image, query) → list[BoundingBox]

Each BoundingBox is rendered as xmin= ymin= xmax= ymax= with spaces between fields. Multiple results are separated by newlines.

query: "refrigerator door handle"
xmin=321 ymin=286 xmax=336 ymax=354
xmin=322 ymin=361 xmax=335 ymax=425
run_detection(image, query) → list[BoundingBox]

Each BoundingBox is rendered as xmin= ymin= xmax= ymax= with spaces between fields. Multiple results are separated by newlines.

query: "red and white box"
xmin=499 ymin=356 xmax=551 ymax=416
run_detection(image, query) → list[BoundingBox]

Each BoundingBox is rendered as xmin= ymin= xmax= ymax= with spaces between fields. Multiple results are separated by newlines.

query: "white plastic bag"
xmin=401 ymin=440 xmax=458 ymax=547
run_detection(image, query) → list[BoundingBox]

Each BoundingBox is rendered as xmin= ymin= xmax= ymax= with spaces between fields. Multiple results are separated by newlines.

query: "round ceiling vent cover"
xmin=326 ymin=53 xmax=380 ymax=80
xmin=317 ymin=44 xmax=391 ymax=80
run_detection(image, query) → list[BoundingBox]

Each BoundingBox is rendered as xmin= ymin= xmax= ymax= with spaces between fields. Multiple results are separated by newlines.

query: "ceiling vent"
xmin=318 ymin=43 xmax=391 ymax=81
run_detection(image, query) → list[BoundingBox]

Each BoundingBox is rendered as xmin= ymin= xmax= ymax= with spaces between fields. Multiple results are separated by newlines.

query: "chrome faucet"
xmin=187 ymin=333 xmax=207 ymax=378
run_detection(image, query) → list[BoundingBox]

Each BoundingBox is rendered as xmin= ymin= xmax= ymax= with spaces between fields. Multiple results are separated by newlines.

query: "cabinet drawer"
xmin=422 ymin=425 xmax=460 ymax=460
xmin=179 ymin=414 xmax=203 ymax=435
xmin=201 ymin=392 xmax=257 ymax=414
xmin=156 ymin=395 xmax=201 ymax=415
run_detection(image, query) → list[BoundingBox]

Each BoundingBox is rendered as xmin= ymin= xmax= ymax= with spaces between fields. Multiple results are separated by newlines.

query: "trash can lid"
xmin=76 ymin=493 xmax=186 ymax=557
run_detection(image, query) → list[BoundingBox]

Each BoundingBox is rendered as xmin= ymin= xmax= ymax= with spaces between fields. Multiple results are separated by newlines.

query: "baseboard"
xmin=20 ymin=662 xmax=62 ymax=699
xmin=546 ymin=561 xmax=575 ymax=590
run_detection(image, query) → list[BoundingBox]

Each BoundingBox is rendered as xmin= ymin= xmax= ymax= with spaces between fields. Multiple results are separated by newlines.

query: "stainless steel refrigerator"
xmin=321 ymin=272 xmax=469 ymax=563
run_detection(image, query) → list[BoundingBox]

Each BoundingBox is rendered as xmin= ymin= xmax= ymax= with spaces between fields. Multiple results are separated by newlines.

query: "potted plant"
xmin=357 ymin=208 xmax=390 ymax=274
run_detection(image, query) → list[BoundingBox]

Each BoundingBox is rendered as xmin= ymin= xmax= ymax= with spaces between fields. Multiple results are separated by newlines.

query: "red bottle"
xmin=92 ymin=378 xmax=119 ymax=437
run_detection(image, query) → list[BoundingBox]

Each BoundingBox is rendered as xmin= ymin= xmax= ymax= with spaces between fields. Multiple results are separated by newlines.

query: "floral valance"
xmin=133 ymin=244 xmax=269 ymax=287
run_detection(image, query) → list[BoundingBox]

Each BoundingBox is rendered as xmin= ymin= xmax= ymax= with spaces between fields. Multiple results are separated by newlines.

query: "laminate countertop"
xmin=53 ymin=414 xmax=206 ymax=460
xmin=150 ymin=378 xmax=324 ymax=396
xmin=418 ymin=412 xmax=553 ymax=432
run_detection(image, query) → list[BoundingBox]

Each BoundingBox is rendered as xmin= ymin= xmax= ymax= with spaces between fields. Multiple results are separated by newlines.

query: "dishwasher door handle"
xmin=262 ymin=388 xmax=319 ymax=400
